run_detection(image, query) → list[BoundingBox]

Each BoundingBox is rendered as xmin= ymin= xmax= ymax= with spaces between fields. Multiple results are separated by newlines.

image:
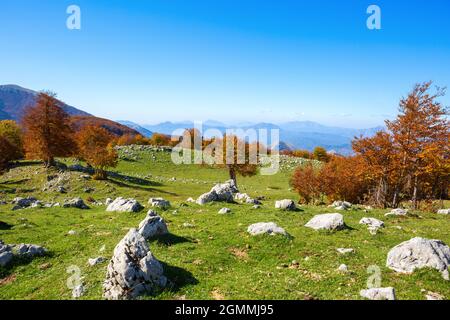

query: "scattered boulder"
xmin=105 ymin=198 xmax=113 ymax=205
xmin=88 ymin=257 xmax=105 ymax=266
xmin=148 ymin=198 xmax=171 ymax=210
xmin=360 ymin=287 xmax=396 ymax=300
xmin=196 ymin=180 xmax=238 ymax=205
xmin=0 ymin=241 xmax=13 ymax=267
xmin=359 ymin=217 xmax=385 ymax=229
xmin=106 ymin=198 xmax=143 ymax=213
xmin=337 ymin=264 xmax=348 ymax=272
xmin=385 ymin=208 xmax=408 ymax=216
xmin=252 ymin=205 xmax=261 ymax=209
xmin=275 ymin=199 xmax=296 ymax=211
xmin=72 ymin=284 xmax=85 ymax=298
xmin=305 ymin=213 xmax=345 ymax=231
xmin=425 ymin=291 xmax=444 ymax=300
xmin=186 ymin=197 xmax=195 ymax=203
xmin=437 ymin=209 xmax=449 ymax=215
xmin=235 ymin=193 xmax=261 ymax=205
xmin=138 ymin=211 xmax=169 ymax=240
xmin=218 ymin=208 xmax=232 ymax=214
xmin=103 ymin=229 xmax=167 ymax=300
xmin=247 ymin=222 xmax=288 ymax=236
xmin=63 ymin=198 xmax=89 ymax=210
xmin=337 ymin=248 xmax=354 ymax=254
xmin=386 ymin=237 xmax=450 ymax=280
xmin=67 ymin=230 xmax=77 ymax=236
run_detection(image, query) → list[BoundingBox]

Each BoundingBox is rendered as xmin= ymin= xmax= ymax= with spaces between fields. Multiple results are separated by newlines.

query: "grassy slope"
xmin=0 ymin=148 xmax=449 ymax=300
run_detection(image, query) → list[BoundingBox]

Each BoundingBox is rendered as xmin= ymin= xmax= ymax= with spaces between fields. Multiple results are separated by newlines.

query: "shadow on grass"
xmin=107 ymin=177 xmax=178 ymax=196
xmin=107 ymin=171 xmax=163 ymax=187
xmin=0 ymin=221 xmax=13 ymax=230
xmin=161 ymin=262 xmax=199 ymax=293
xmin=0 ymin=251 xmax=54 ymax=280
xmin=152 ymin=233 xmax=192 ymax=246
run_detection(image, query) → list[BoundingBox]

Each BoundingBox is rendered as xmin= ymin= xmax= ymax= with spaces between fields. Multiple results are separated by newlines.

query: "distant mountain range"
xmin=136 ymin=120 xmax=384 ymax=155
xmin=0 ymin=85 xmax=139 ymax=137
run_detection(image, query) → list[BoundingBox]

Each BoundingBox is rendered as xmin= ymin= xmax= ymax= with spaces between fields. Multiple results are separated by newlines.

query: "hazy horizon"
xmin=1 ymin=1 xmax=450 ymax=128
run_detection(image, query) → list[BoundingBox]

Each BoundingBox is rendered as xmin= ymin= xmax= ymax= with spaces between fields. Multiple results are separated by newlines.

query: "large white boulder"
xmin=360 ymin=287 xmax=396 ymax=300
xmin=275 ymin=199 xmax=296 ymax=211
xmin=106 ymin=197 xmax=143 ymax=213
xmin=386 ymin=237 xmax=450 ymax=280
xmin=138 ymin=211 xmax=169 ymax=240
xmin=247 ymin=222 xmax=288 ymax=236
xmin=103 ymin=229 xmax=167 ymax=300
xmin=305 ymin=213 xmax=345 ymax=231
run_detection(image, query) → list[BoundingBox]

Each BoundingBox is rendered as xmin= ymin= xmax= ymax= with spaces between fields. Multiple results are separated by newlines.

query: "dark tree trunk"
xmin=228 ymin=166 xmax=237 ymax=188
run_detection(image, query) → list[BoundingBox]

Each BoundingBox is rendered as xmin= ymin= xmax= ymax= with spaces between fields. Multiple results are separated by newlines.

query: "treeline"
xmin=282 ymin=146 xmax=330 ymax=162
xmin=291 ymin=82 xmax=449 ymax=209
xmin=0 ymin=91 xmax=169 ymax=179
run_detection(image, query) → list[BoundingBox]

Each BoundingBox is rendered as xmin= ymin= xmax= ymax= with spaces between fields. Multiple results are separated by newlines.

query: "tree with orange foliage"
xmin=386 ymin=82 xmax=449 ymax=208
xmin=22 ymin=92 xmax=76 ymax=167
xmin=76 ymin=125 xmax=118 ymax=180
xmin=149 ymin=133 xmax=171 ymax=146
xmin=352 ymin=131 xmax=396 ymax=207
xmin=0 ymin=120 xmax=23 ymax=161
xmin=290 ymin=163 xmax=322 ymax=204
xmin=216 ymin=134 xmax=258 ymax=187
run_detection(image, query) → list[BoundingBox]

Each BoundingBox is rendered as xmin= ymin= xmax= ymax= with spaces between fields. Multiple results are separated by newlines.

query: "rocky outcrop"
xmin=196 ymin=180 xmax=238 ymax=205
xmin=103 ymin=229 xmax=167 ymax=300
xmin=386 ymin=237 xmax=450 ymax=280
xmin=0 ymin=241 xmax=13 ymax=267
xmin=138 ymin=211 xmax=169 ymax=240
xmin=385 ymin=208 xmax=408 ymax=216
xmin=106 ymin=198 xmax=143 ymax=213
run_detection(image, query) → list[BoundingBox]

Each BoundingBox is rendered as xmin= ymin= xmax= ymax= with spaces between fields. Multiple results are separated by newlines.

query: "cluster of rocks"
xmin=196 ymin=180 xmax=238 ymax=205
xmin=359 ymin=217 xmax=385 ymax=235
xmin=360 ymin=287 xmax=396 ymax=300
xmin=0 ymin=241 xmax=47 ymax=267
xmin=11 ymin=197 xmax=42 ymax=210
xmin=234 ymin=193 xmax=261 ymax=205
xmin=329 ymin=201 xmax=352 ymax=211
xmin=63 ymin=198 xmax=89 ymax=209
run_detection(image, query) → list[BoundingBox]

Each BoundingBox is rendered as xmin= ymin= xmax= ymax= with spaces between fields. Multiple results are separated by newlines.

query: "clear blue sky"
xmin=1 ymin=0 xmax=449 ymax=128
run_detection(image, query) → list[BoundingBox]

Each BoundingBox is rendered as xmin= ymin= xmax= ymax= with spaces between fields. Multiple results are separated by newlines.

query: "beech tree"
xmin=0 ymin=120 xmax=23 ymax=169
xmin=22 ymin=92 xmax=76 ymax=166
xmin=76 ymin=125 xmax=118 ymax=180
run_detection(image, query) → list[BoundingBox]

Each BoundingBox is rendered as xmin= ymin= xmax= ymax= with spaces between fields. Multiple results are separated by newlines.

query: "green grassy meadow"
xmin=0 ymin=147 xmax=449 ymax=300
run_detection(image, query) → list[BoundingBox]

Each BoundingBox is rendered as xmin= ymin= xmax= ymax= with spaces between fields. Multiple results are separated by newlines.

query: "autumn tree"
xmin=313 ymin=146 xmax=330 ymax=162
xmin=386 ymin=82 xmax=449 ymax=208
xmin=0 ymin=120 xmax=23 ymax=160
xmin=22 ymin=92 xmax=76 ymax=166
xmin=352 ymin=131 xmax=396 ymax=207
xmin=76 ymin=125 xmax=118 ymax=180
xmin=290 ymin=163 xmax=322 ymax=204
xmin=213 ymin=134 xmax=258 ymax=187
xmin=149 ymin=133 xmax=171 ymax=146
